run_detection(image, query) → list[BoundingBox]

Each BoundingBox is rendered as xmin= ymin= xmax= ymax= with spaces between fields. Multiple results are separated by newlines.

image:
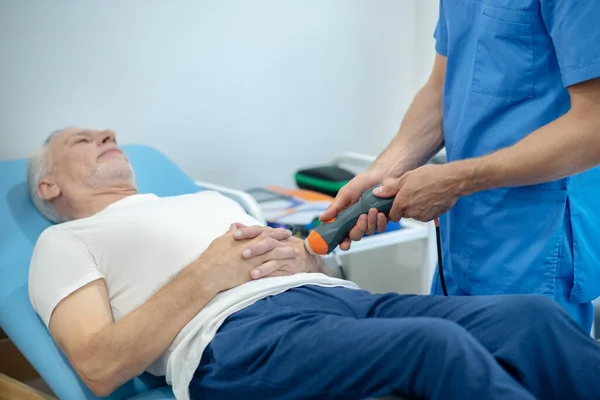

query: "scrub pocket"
xmin=471 ymin=9 xmax=534 ymax=99
xmin=566 ymin=171 xmax=600 ymax=303
xmin=461 ymin=186 xmax=567 ymax=296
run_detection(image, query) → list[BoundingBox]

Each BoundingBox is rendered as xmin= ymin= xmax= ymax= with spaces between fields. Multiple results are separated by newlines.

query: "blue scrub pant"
xmin=190 ymin=285 xmax=600 ymax=400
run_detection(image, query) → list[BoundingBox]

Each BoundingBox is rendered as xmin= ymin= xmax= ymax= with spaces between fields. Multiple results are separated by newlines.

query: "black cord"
xmin=435 ymin=218 xmax=448 ymax=296
xmin=332 ymin=249 xmax=347 ymax=280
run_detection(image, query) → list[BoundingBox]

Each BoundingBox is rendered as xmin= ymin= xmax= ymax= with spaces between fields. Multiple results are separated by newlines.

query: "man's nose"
xmin=97 ymin=130 xmax=116 ymax=145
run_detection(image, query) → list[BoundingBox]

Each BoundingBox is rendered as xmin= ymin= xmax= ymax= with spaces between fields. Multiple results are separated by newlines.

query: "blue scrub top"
xmin=435 ymin=0 xmax=600 ymax=303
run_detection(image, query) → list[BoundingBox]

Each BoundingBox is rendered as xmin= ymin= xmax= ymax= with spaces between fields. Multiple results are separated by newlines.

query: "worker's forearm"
xmin=81 ymin=263 xmax=218 ymax=395
xmin=457 ymin=109 xmax=600 ymax=194
xmin=373 ymin=80 xmax=445 ymax=178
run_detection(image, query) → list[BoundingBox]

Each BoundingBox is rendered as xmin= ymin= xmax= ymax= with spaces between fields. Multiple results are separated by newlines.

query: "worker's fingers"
xmin=376 ymin=212 xmax=388 ymax=233
xmin=320 ymin=181 xmax=363 ymax=222
xmin=348 ymin=214 xmax=368 ymax=241
xmin=339 ymin=238 xmax=351 ymax=251
xmin=365 ymin=208 xmax=378 ymax=236
xmin=320 ymin=195 xmax=351 ymax=222
xmin=373 ymin=176 xmax=403 ymax=198
xmin=388 ymin=195 xmax=407 ymax=222
xmin=236 ymin=225 xmax=292 ymax=241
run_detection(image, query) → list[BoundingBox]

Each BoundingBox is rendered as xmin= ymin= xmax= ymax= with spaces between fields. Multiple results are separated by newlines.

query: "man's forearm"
xmin=313 ymin=256 xmax=332 ymax=276
xmin=373 ymin=79 xmax=445 ymax=178
xmin=456 ymin=107 xmax=600 ymax=195
xmin=80 ymin=263 xmax=218 ymax=395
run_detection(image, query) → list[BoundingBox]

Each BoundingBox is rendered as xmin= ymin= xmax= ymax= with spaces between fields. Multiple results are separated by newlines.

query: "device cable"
xmin=435 ymin=218 xmax=448 ymax=296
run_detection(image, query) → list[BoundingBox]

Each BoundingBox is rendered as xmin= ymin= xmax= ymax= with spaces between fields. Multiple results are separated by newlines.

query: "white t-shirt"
xmin=29 ymin=191 xmax=358 ymax=400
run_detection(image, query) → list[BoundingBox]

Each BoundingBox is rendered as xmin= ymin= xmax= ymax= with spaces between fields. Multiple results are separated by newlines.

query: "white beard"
xmin=90 ymin=158 xmax=135 ymax=187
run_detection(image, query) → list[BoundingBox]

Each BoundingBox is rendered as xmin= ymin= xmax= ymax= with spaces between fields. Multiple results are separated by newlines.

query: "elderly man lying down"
xmin=28 ymin=127 xmax=600 ymax=400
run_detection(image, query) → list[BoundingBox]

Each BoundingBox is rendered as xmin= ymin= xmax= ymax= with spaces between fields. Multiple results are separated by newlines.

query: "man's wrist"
xmin=184 ymin=261 xmax=221 ymax=299
xmin=311 ymin=255 xmax=332 ymax=276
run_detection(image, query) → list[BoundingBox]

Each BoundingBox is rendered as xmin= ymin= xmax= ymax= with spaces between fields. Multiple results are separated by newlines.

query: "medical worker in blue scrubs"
xmin=322 ymin=1 xmax=600 ymax=333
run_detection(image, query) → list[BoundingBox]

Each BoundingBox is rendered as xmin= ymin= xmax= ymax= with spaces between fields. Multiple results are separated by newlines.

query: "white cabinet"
xmin=321 ymin=219 xmax=436 ymax=295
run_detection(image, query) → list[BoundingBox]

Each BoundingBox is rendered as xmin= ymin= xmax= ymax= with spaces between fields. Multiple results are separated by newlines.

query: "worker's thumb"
xmin=320 ymin=190 xmax=351 ymax=222
xmin=320 ymin=201 xmax=343 ymax=222
xmin=373 ymin=178 xmax=401 ymax=198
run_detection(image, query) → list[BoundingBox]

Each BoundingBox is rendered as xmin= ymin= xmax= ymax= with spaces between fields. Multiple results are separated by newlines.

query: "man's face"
xmin=47 ymin=128 xmax=134 ymax=191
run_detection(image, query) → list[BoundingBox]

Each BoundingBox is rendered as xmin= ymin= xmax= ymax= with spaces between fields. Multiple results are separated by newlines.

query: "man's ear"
xmin=38 ymin=177 xmax=60 ymax=201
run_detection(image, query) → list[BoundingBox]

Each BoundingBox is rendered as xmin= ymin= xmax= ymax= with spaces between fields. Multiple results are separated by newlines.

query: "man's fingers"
xmin=235 ymin=226 xmax=292 ymax=241
xmin=261 ymin=268 xmax=294 ymax=279
xmin=234 ymin=225 xmax=265 ymax=240
xmin=251 ymin=260 xmax=285 ymax=279
xmin=365 ymin=208 xmax=378 ymax=236
xmin=376 ymin=212 xmax=388 ymax=233
xmin=268 ymin=228 xmax=293 ymax=241
xmin=251 ymin=246 xmax=299 ymax=278
xmin=241 ymin=230 xmax=295 ymax=259
xmin=242 ymin=237 xmax=278 ymax=258
xmin=254 ymin=246 xmax=298 ymax=265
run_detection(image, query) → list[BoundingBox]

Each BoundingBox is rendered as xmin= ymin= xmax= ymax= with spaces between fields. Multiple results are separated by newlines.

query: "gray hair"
xmin=27 ymin=127 xmax=71 ymax=223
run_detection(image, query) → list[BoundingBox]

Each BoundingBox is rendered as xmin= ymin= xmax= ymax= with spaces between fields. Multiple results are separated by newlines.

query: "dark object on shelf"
xmin=295 ymin=165 xmax=355 ymax=197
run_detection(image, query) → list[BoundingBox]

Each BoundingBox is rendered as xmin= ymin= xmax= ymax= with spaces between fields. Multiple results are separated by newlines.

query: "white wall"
xmin=0 ymin=0 xmax=438 ymax=190
xmin=414 ymin=0 xmax=440 ymax=88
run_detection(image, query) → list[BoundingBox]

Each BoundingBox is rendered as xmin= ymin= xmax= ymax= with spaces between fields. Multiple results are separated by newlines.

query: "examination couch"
xmin=1 ymin=144 xmax=405 ymax=400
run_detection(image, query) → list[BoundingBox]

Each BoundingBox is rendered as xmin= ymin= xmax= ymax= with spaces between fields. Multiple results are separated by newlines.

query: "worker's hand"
xmin=196 ymin=224 xmax=300 ymax=293
xmin=319 ymin=169 xmax=389 ymax=250
xmin=375 ymin=163 xmax=462 ymax=222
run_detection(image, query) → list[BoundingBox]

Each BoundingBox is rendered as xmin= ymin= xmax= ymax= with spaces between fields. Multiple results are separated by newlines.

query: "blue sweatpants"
xmin=190 ymin=285 xmax=600 ymax=400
